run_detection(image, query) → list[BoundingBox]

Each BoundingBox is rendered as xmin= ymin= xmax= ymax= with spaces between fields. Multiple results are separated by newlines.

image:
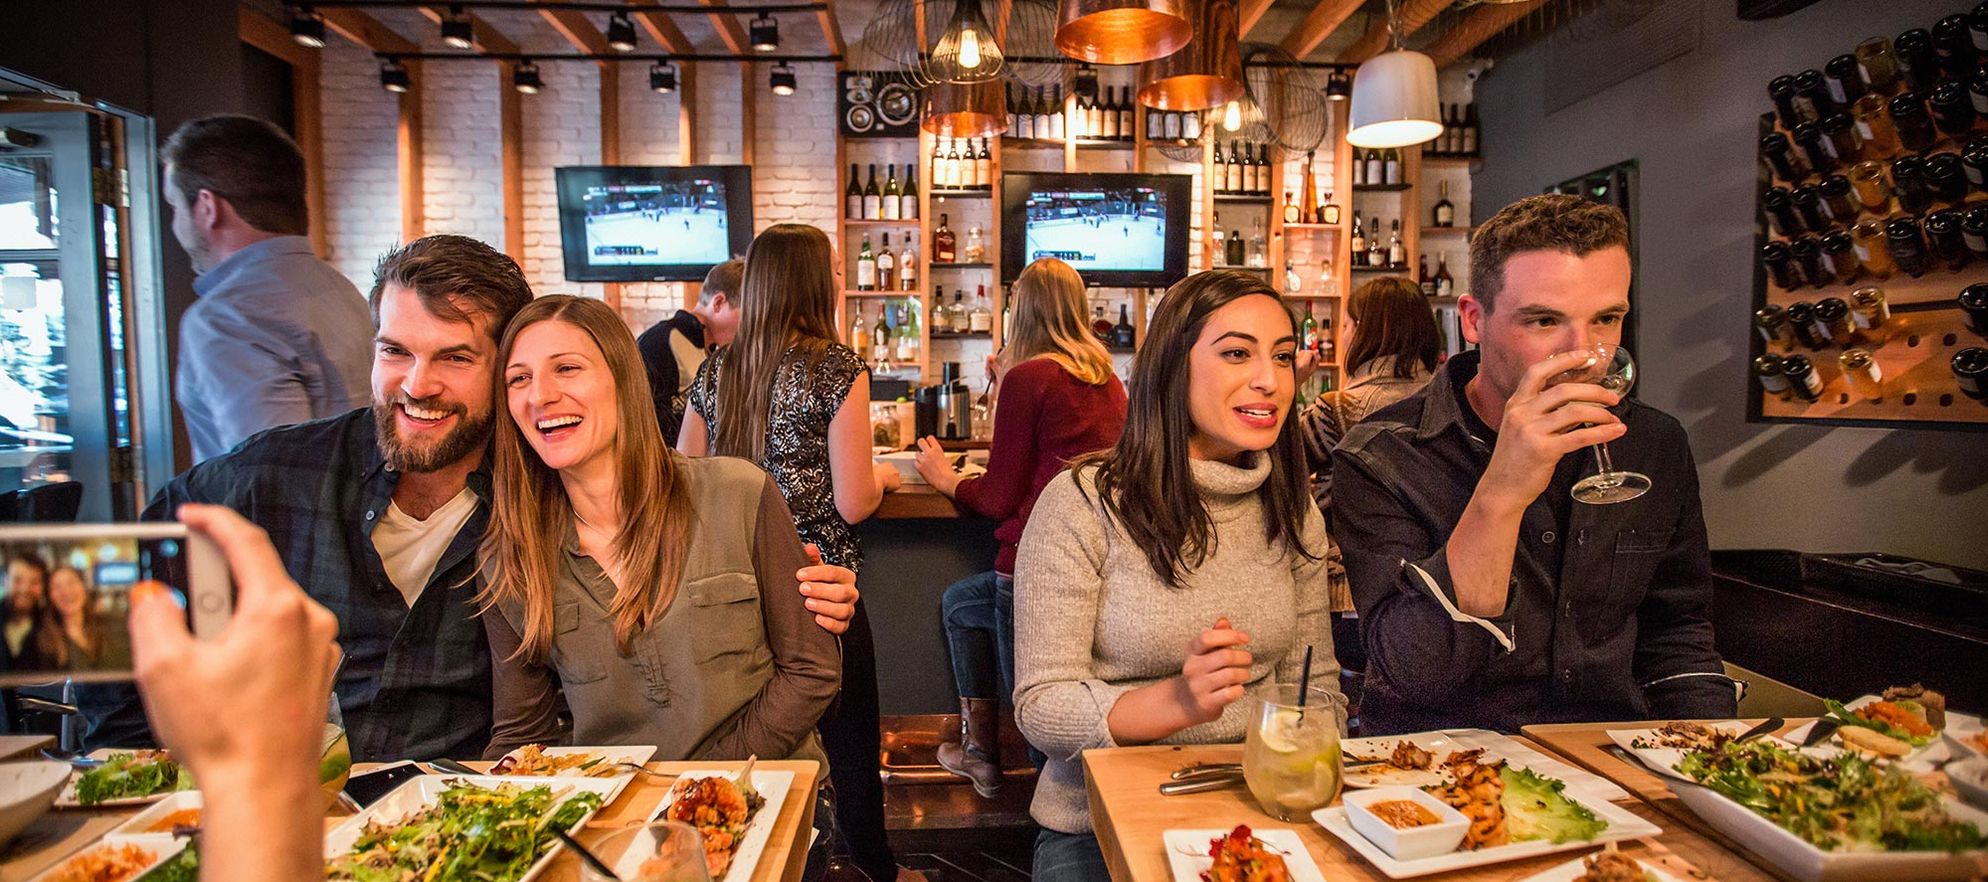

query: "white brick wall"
xmin=419 ymin=40 xmax=505 ymax=251
xmin=320 ymin=36 xmax=403 ymax=288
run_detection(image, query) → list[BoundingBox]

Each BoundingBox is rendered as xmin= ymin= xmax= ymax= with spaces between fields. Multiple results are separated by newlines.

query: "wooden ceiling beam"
xmin=533 ymin=3 xmax=613 ymax=54
xmin=695 ymin=0 xmax=753 ymax=54
xmin=320 ymin=8 xmax=419 ymax=54
xmin=817 ymin=0 xmax=845 ymax=55
xmin=625 ymin=3 xmax=695 ymax=54
xmin=1239 ymin=0 xmax=1275 ymax=37
xmin=1339 ymin=0 xmax=1455 ymax=64
xmin=1425 ymin=0 xmax=1543 ymax=67
xmin=1279 ymin=0 xmax=1363 ymax=61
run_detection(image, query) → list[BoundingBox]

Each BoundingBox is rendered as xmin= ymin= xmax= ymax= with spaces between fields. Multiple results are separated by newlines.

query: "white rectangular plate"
xmin=1340 ymin=733 xmax=1457 ymax=789
xmin=490 ymin=744 xmax=656 ymax=801
xmin=323 ymin=774 xmax=620 ymax=882
xmin=55 ymin=749 xmax=191 ymax=809
xmin=1314 ymin=791 xmax=1662 ymax=879
xmin=23 ymin=834 xmax=184 ymax=882
xmin=1163 ymin=828 xmax=1328 ymax=882
xmin=1604 ymin=721 xmax=1782 ymax=783
xmin=1670 ymin=778 xmax=1988 ymax=882
xmin=105 ymin=791 xmax=204 ymax=840
xmin=643 ymin=768 xmax=795 ymax=882
xmin=1518 ymin=852 xmax=1686 ymax=882
xmin=1784 ymin=696 xmax=1985 ymax=772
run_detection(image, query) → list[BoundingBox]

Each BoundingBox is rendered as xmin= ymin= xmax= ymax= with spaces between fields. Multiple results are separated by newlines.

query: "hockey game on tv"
xmin=1020 ymin=187 xmax=1168 ymax=273
xmin=579 ymin=179 xmax=732 ymax=268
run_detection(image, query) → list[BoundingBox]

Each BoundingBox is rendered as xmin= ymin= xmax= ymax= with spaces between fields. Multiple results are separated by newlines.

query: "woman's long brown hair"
xmin=711 ymin=224 xmax=842 ymax=462
xmin=1073 ymin=270 xmax=1321 ymax=585
xmin=37 ymin=566 xmax=103 ymax=667
xmin=479 ymin=295 xmax=691 ymax=661
xmin=1343 ymin=276 xmax=1440 ymax=379
xmin=1000 ymin=258 xmax=1115 ymax=386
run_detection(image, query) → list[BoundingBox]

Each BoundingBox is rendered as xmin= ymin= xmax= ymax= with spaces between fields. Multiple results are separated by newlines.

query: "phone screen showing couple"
xmin=0 ymin=528 xmax=210 ymax=685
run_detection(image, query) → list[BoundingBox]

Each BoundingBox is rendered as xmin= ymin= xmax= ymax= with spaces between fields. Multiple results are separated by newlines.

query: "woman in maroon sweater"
xmin=913 ymin=258 xmax=1127 ymax=797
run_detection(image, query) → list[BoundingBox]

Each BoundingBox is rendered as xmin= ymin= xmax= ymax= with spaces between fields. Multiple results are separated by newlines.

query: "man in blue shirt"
xmin=162 ymin=115 xmax=372 ymax=462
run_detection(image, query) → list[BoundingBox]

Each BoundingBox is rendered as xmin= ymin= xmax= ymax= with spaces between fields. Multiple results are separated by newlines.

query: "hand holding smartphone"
xmin=0 ymin=523 xmax=231 ymax=686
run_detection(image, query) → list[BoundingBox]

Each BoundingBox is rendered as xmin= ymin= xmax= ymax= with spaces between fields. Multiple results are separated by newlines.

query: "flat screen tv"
xmin=1000 ymin=172 xmax=1191 ymax=288
xmin=554 ymin=165 xmax=754 ymax=282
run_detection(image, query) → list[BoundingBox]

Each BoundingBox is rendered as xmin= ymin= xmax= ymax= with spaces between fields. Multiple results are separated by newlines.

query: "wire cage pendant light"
xmin=930 ymin=0 xmax=1006 ymax=83
xmin=1055 ymin=0 xmax=1192 ymax=65
xmin=1135 ymin=0 xmax=1242 ymax=111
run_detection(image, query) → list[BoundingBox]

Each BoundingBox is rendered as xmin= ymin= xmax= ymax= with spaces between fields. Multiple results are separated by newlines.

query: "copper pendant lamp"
xmin=922 ymin=78 xmax=1010 ymax=138
xmin=1135 ymin=0 xmax=1242 ymax=111
xmin=1056 ymin=0 xmax=1192 ymax=65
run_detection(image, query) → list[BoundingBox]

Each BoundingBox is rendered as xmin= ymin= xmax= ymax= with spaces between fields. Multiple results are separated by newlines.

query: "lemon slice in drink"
xmin=1259 ymin=709 xmax=1309 ymax=754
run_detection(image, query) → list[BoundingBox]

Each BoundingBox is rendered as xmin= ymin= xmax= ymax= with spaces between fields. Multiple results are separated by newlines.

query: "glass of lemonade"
xmin=320 ymin=693 xmax=353 ymax=807
xmin=1241 ymin=684 xmax=1346 ymax=822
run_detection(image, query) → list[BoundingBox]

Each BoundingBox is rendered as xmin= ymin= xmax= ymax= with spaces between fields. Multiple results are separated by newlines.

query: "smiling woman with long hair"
xmin=35 ymin=565 xmax=117 ymax=670
xmin=478 ymin=294 xmax=839 ymax=763
xmin=1011 ymin=269 xmax=1342 ymax=881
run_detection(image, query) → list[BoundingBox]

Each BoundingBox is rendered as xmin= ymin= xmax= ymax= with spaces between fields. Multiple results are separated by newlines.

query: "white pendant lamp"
xmin=1345 ymin=0 xmax=1442 ymax=149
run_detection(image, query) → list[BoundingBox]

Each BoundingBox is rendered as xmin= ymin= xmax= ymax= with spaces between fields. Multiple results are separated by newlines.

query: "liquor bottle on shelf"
xmin=969 ymin=285 xmax=993 ymax=332
xmin=1285 ymin=260 xmax=1302 ymax=294
xmin=1463 ymin=102 xmax=1480 ymax=154
xmin=1299 ymin=301 xmax=1317 ymax=348
xmin=1214 ymin=146 xmax=1229 ymax=194
xmin=1228 ymin=143 xmax=1245 ymax=194
xmin=1299 ymin=152 xmax=1319 ymax=223
xmin=935 ymin=213 xmax=957 ymax=263
xmin=1322 ymin=192 xmax=1341 ymax=226
xmin=1319 ymin=257 xmax=1337 ymax=296
xmin=1284 ymin=191 xmax=1299 ymax=223
xmin=1227 ymin=225 xmax=1245 ymax=267
xmin=1434 ymin=255 xmax=1455 ymax=298
xmin=1367 ymin=216 xmax=1384 ymax=267
xmin=1419 ymin=255 xmax=1434 ymax=297
xmin=882 ymin=164 xmax=901 ymax=220
xmin=964 ymin=226 xmax=986 ymax=263
xmin=1388 ymin=219 xmax=1405 ymax=268
xmin=862 ymin=164 xmax=881 ymax=219
xmin=872 ymin=303 xmax=892 ymax=366
xmin=1365 ymin=149 xmax=1383 ymax=185
xmin=1118 ymin=87 xmax=1135 ymax=140
xmin=1249 ymin=219 xmax=1267 ymax=268
xmin=897 ymin=304 xmax=919 ymax=363
xmin=1433 ymin=180 xmax=1455 ymax=227
xmin=1349 ymin=211 xmax=1366 ymax=266
xmin=1158 ymin=107 xmax=1177 ymax=140
xmin=948 ymin=288 xmax=968 ymax=330
xmin=1214 ymin=215 xmax=1227 ymax=267
xmin=1092 ymin=305 xmax=1112 ymax=340
xmin=850 ymin=308 xmax=867 ymax=353
xmin=899 ymin=234 xmax=917 ymax=292
xmin=857 ymin=234 xmax=877 ymax=291
xmin=901 ymin=164 xmax=918 ymax=219
xmin=877 ymin=233 xmax=895 ymax=289
xmin=845 ymin=163 xmax=862 ymax=219
xmin=1383 ymin=148 xmax=1401 ymax=185
xmin=1254 ymin=144 xmax=1269 ymax=195
xmin=945 ymin=140 xmax=962 ymax=188
xmin=975 ymin=139 xmax=991 ymax=188
xmin=1318 ymin=315 xmax=1335 ymax=362
xmin=1112 ymin=304 xmax=1136 ymax=349
xmin=930 ymin=284 xmax=950 ymax=333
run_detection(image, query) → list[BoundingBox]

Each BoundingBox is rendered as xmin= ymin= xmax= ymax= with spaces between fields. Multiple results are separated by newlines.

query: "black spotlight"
xmin=750 ymin=12 xmax=779 ymax=52
xmin=380 ymin=59 xmax=412 ymax=93
xmin=1325 ymin=71 xmax=1351 ymax=101
xmin=513 ymin=60 xmax=543 ymax=95
xmin=1073 ymin=64 xmax=1099 ymax=100
xmin=607 ymin=12 xmax=638 ymax=52
xmin=291 ymin=6 xmax=327 ymax=48
xmin=441 ymin=5 xmax=474 ymax=50
xmin=650 ymin=61 xmax=678 ymax=93
xmin=770 ymin=62 xmax=797 ymax=96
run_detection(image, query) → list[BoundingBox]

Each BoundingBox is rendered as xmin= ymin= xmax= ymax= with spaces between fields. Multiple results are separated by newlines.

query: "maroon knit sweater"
xmin=954 ymin=356 xmax=1128 ymax=575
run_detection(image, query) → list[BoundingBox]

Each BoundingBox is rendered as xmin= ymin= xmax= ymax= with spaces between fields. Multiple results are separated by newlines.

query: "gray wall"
xmin=1470 ymin=0 xmax=1988 ymax=570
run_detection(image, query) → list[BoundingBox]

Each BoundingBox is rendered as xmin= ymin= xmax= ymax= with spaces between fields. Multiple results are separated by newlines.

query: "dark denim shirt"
xmin=78 ymin=408 xmax=493 ymax=761
xmin=1329 ymin=351 xmax=1736 ymax=735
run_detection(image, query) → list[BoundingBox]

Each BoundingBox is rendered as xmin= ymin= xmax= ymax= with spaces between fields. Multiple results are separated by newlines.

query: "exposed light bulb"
xmin=958 ymin=27 xmax=982 ymax=70
xmin=1222 ymin=100 xmax=1242 ymax=132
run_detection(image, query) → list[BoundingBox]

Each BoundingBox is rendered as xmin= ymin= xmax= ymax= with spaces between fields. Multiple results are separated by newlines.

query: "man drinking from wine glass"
xmin=1330 ymin=194 xmax=1737 ymax=735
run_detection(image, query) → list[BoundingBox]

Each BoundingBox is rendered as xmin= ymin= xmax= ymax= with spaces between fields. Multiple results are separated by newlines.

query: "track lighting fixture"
xmin=607 ymin=12 xmax=638 ymax=52
xmin=441 ymin=6 xmax=474 ymax=49
xmin=750 ymin=12 xmax=779 ymax=52
xmin=290 ymin=6 xmax=327 ymax=48
xmin=513 ymin=59 xmax=543 ymax=94
xmin=770 ymin=61 xmax=797 ymax=95
xmin=650 ymin=61 xmax=677 ymax=93
xmin=379 ymin=58 xmax=412 ymax=92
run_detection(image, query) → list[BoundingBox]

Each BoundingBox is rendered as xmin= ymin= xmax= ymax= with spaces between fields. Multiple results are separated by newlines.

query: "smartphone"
xmin=0 ymin=523 xmax=231 ymax=686
xmin=344 ymin=761 xmax=429 ymax=807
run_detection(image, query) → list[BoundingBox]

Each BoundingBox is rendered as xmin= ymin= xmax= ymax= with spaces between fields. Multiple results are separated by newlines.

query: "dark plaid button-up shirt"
xmin=78 ymin=408 xmax=493 ymax=761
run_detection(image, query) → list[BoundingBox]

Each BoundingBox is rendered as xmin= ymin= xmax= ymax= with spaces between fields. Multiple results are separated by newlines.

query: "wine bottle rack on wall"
xmin=1744 ymin=18 xmax=1988 ymax=431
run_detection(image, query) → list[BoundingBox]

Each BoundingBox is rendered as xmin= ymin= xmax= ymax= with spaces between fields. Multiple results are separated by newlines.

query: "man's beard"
xmin=373 ymin=394 xmax=494 ymax=473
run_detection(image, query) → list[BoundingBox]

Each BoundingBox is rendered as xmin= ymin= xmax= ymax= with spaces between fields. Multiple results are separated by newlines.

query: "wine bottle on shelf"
xmin=899 ymin=233 xmax=917 ymax=292
xmin=1365 ymin=149 xmax=1383 ymax=186
xmin=949 ymin=140 xmax=965 ymax=189
xmin=872 ymin=303 xmax=892 ymax=365
xmin=1118 ymin=87 xmax=1135 ymax=140
xmin=1160 ymin=108 xmax=1179 ymax=140
xmin=1388 ymin=219 xmax=1405 ymax=268
xmin=862 ymin=164 xmax=880 ymax=219
xmin=1463 ymin=102 xmax=1480 ymax=154
xmin=845 ymin=163 xmax=862 ymax=219
xmin=1318 ymin=314 xmax=1335 ymax=362
xmin=857 ymin=234 xmax=877 ymax=291
xmin=1227 ymin=144 xmax=1244 ymax=194
xmin=930 ymin=283 xmax=951 ymax=333
xmin=1259 ymin=144 xmax=1274 ymax=195
xmin=1048 ymin=86 xmax=1066 ymax=140
xmin=1383 ymin=148 xmax=1401 ymax=185
xmin=1181 ymin=107 xmax=1201 ymax=141
xmin=1352 ymin=149 xmax=1366 ymax=186
xmin=1248 ymin=144 xmax=1264 ymax=195
xmin=934 ymin=213 xmax=957 ymax=263
xmin=1213 ymin=146 xmax=1229 ymax=194
xmin=976 ymin=139 xmax=992 ymax=189
xmin=877 ymin=233 xmax=896 ymax=288
xmin=901 ymin=165 xmax=918 ymax=219
xmin=1433 ymin=179 xmax=1455 ymax=227
xmin=1016 ymin=88 xmax=1035 ymax=139
xmin=1350 ymin=211 xmax=1366 ymax=265
xmin=882 ymin=164 xmax=901 ymax=220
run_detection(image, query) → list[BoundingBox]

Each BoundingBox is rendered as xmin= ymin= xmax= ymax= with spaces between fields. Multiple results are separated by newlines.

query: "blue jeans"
xmin=1034 ymin=829 xmax=1112 ymax=881
xmin=940 ymin=571 xmax=1015 ymax=702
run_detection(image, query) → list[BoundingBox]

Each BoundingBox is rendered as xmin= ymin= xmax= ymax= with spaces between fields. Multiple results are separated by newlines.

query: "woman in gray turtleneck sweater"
xmin=1011 ymin=270 xmax=1344 ymax=881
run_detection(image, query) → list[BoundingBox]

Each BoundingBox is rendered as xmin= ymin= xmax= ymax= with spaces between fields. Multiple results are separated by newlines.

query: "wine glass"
xmin=1548 ymin=343 xmax=1650 ymax=505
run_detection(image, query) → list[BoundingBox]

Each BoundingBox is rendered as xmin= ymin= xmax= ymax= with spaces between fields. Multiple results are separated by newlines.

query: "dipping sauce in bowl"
xmin=1370 ymin=799 xmax=1440 ymax=829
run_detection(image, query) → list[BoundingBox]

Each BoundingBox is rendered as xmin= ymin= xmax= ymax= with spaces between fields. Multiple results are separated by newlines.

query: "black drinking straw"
xmin=1296 ymin=644 xmax=1315 ymax=717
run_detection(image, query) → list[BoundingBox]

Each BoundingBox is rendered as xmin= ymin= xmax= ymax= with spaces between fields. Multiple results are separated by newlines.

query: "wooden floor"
xmin=855 ymin=713 xmax=1042 ymax=880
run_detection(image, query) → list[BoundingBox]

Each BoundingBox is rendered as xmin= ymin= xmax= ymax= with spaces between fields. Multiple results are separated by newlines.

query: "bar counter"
xmin=861 ymin=481 xmax=998 ymax=714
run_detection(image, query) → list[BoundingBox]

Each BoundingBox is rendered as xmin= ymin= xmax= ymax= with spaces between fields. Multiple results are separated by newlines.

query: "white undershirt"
xmin=370 ymin=487 xmax=479 ymax=607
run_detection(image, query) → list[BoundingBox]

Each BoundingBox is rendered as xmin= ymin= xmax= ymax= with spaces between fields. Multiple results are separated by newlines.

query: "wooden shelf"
xmin=930 ymin=332 xmax=993 ymax=340
xmin=1423 ymin=154 xmax=1483 ymax=167
xmin=929 ymin=262 xmax=994 ymax=269
xmin=843 ymin=218 xmax=920 ymax=227
xmin=1075 ymin=138 xmax=1137 ymax=150
xmin=843 ymin=289 xmax=925 ymax=297
xmin=929 ymin=189 xmax=992 ymax=198
xmin=1214 ymin=194 xmax=1273 ymax=203
xmin=1352 ymin=183 xmax=1412 ymax=193
xmin=1284 ymin=223 xmax=1344 ymax=231
xmin=1351 ymin=265 xmax=1412 ymax=273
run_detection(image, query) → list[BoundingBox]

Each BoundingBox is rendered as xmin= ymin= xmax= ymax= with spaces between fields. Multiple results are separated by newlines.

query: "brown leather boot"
xmin=935 ymin=697 xmax=1003 ymax=798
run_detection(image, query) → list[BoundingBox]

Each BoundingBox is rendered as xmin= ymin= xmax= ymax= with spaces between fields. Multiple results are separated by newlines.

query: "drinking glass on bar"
xmin=1241 ymin=684 xmax=1345 ymax=823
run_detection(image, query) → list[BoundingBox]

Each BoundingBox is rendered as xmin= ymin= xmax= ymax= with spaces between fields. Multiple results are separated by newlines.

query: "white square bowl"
xmin=1343 ymin=786 xmax=1470 ymax=861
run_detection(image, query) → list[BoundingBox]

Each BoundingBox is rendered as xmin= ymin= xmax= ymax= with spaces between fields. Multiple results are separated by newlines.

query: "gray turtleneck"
xmin=1012 ymin=454 xmax=1341 ymax=835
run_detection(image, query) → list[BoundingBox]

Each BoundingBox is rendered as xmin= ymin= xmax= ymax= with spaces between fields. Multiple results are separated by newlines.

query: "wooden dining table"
xmin=0 ymin=758 xmax=818 ymax=882
xmin=1084 ymin=738 xmax=1783 ymax=882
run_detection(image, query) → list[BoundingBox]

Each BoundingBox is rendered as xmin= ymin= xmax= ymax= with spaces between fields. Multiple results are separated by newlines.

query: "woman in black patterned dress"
xmin=680 ymin=223 xmax=908 ymax=882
